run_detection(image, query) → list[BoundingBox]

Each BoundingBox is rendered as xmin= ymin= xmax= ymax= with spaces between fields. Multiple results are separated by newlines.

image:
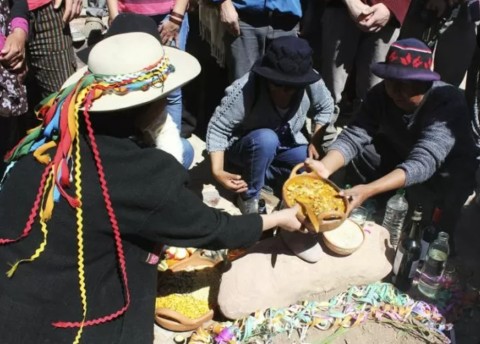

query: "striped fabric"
xmin=27 ymin=2 xmax=76 ymax=99
xmin=118 ymin=0 xmax=173 ymax=16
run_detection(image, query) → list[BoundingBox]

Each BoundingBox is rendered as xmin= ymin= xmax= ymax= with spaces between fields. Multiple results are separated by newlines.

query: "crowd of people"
xmin=0 ymin=0 xmax=479 ymax=343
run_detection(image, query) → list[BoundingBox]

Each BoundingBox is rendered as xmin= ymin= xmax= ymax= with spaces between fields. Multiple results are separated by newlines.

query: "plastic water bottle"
xmin=382 ymin=189 xmax=409 ymax=248
xmin=417 ymin=231 xmax=450 ymax=299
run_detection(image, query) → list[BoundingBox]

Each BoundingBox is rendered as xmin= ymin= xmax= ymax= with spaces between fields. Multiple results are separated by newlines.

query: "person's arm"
xmin=10 ymin=0 xmax=29 ymax=21
xmin=53 ymin=0 xmax=83 ymax=23
xmin=0 ymin=0 xmax=29 ymax=71
xmin=158 ymin=0 xmax=189 ymax=46
xmin=342 ymin=168 xmax=406 ymax=210
xmin=343 ymin=0 xmax=374 ymax=23
xmin=305 ymin=149 xmax=346 ymax=179
xmin=206 ymin=75 xmax=249 ymax=154
xmin=218 ymin=0 xmax=240 ymax=36
xmin=373 ymin=0 xmax=411 ymax=25
xmin=357 ymin=3 xmax=391 ymax=32
xmin=307 ymin=79 xmax=335 ymax=158
xmin=106 ymin=0 xmax=119 ymax=23
xmin=138 ymin=160 xmax=302 ymax=250
xmin=260 ymin=205 xmax=302 ymax=232
xmin=209 ymin=151 xmax=248 ymax=193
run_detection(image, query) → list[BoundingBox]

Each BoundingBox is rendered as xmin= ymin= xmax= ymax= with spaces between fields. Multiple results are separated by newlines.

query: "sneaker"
xmin=83 ymin=17 xmax=105 ymax=42
xmin=70 ymin=28 xmax=86 ymax=43
xmin=237 ymin=196 xmax=258 ymax=214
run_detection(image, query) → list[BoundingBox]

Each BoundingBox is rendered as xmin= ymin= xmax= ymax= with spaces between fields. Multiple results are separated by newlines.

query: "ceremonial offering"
xmin=283 ymin=163 xmax=348 ymax=232
xmin=155 ymin=252 xmax=221 ymax=331
xmin=322 ymin=219 xmax=365 ymax=255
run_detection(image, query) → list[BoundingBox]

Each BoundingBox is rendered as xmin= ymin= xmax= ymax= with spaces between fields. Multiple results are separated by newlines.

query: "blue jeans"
xmin=226 ymin=128 xmax=308 ymax=200
xmin=150 ymin=13 xmax=193 ymax=168
xmin=86 ymin=0 xmax=108 ymax=18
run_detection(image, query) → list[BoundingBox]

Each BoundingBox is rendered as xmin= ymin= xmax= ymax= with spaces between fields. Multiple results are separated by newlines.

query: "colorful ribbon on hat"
xmin=1 ymin=56 xmax=174 ymax=343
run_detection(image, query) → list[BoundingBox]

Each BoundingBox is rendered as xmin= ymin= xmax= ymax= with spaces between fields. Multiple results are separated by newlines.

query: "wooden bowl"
xmin=155 ymin=251 xmax=219 ymax=332
xmin=155 ymin=308 xmax=214 ymax=332
xmin=322 ymin=219 xmax=365 ymax=255
xmin=282 ymin=163 xmax=348 ymax=233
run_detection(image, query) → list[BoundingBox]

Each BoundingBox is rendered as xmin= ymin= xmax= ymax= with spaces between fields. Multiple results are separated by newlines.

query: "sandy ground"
xmin=69 ymin=17 xmax=480 ymax=344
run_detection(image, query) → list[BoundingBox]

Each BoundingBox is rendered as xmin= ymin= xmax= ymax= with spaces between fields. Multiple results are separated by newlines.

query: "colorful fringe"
xmin=189 ymin=282 xmax=453 ymax=344
xmin=1 ymin=56 xmax=175 ymax=342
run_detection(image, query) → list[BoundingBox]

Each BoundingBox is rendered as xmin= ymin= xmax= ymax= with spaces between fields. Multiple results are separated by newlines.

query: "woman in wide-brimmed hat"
xmin=206 ymin=36 xmax=335 ymax=214
xmin=307 ymin=38 xmax=478 ymax=252
xmin=0 ymin=30 xmax=303 ymax=344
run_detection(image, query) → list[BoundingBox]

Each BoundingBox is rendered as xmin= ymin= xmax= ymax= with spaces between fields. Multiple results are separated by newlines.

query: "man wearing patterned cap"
xmin=307 ymin=38 xmax=478 ymax=252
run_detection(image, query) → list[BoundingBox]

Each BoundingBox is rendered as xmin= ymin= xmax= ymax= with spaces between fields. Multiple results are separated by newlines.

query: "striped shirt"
xmin=119 ymin=0 xmax=173 ymax=16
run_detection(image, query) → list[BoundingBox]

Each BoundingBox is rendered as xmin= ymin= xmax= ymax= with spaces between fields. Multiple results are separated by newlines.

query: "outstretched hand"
xmin=262 ymin=204 xmax=303 ymax=232
xmin=339 ymin=184 xmax=372 ymax=213
xmin=304 ymin=157 xmax=330 ymax=179
xmin=213 ymin=170 xmax=248 ymax=193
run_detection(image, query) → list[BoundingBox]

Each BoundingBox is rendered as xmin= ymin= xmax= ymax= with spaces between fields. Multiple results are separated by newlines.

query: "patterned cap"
xmin=371 ymin=38 xmax=440 ymax=81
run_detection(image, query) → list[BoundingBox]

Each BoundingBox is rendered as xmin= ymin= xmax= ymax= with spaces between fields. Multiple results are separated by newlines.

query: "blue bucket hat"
xmin=251 ymin=36 xmax=321 ymax=87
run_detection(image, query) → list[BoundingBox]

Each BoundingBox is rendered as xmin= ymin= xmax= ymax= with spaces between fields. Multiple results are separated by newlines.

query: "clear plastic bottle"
xmin=382 ymin=189 xmax=409 ymax=248
xmin=417 ymin=231 xmax=450 ymax=299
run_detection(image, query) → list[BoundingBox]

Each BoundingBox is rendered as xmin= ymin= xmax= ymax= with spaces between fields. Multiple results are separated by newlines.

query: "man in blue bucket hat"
xmin=307 ymin=38 xmax=479 ymax=253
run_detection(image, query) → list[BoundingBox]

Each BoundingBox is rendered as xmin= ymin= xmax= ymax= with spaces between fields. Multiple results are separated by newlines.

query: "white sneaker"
xmin=237 ymin=196 xmax=258 ymax=214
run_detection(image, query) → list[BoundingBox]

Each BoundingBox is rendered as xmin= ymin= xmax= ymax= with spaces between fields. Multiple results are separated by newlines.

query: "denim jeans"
xmin=86 ymin=0 xmax=108 ymax=18
xmin=150 ymin=13 xmax=193 ymax=168
xmin=226 ymin=128 xmax=308 ymax=200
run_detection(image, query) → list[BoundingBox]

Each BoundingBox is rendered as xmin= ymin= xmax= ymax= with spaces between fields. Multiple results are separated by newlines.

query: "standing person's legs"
xmin=226 ymin=128 xmax=280 ymax=201
xmin=152 ymin=13 xmax=194 ymax=168
xmin=320 ymin=7 xmax=361 ymax=107
xmin=225 ymin=21 xmax=266 ymax=82
xmin=320 ymin=7 xmax=360 ymax=142
xmin=433 ymin=4 xmax=476 ymax=86
xmin=27 ymin=3 xmax=77 ymax=102
xmin=398 ymin=0 xmax=430 ymax=40
xmin=355 ymin=26 xmax=399 ymax=101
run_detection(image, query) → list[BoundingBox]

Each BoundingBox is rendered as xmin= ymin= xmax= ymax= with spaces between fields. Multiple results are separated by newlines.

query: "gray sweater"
xmin=329 ymin=81 xmax=478 ymax=186
xmin=206 ymin=72 xmax=334 ymax=152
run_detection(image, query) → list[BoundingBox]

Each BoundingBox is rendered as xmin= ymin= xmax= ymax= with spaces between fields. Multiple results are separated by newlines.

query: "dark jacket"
xmin=0 ymin=135 xmax=262 ymax=344
xmin=329 ymin=81 xmax=478 ymax=187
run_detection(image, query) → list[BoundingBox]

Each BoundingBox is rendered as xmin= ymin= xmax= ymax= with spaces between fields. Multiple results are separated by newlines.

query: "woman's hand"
xmin=212 ymin=170 xmax=248 ymax=193
xmin=340 ymin=184 xmax=373 ymax=213
xmin=261 ymin=204 xmax=303 ymax=232
xmin=0 ymin=29 xmax=27 ymax=70
xmin=304 ymin=157 xmax=331 ymax=179
xmin=357 ymin=3 xmax=391 ymax=32
xmin=158 ymin=20 xmax=180 ymax=47
xmin=54 ymin=0 xmax=83 ymax=22
xmin=220 ymin=0 xmax=240 ymax=36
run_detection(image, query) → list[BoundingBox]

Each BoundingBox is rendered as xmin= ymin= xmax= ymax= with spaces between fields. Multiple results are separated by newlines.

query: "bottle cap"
xmin=438 ymin=231 xmax=449 ymax=240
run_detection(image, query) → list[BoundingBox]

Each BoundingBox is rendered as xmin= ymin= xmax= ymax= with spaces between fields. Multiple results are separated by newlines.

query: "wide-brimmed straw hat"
xmin=62 ymin=31 xmax=200 ymax=112
xmin=371 ymin=38 xmax=440 ymax=82
xmin=251 ymin=36 xmax=320 ymax=87
xmin=76 ymin=13 xmax=160 ymax=64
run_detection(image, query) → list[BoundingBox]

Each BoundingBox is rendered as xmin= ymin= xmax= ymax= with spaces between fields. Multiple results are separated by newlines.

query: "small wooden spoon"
xmin=295 ymin=197 xmax=320 ymax=232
